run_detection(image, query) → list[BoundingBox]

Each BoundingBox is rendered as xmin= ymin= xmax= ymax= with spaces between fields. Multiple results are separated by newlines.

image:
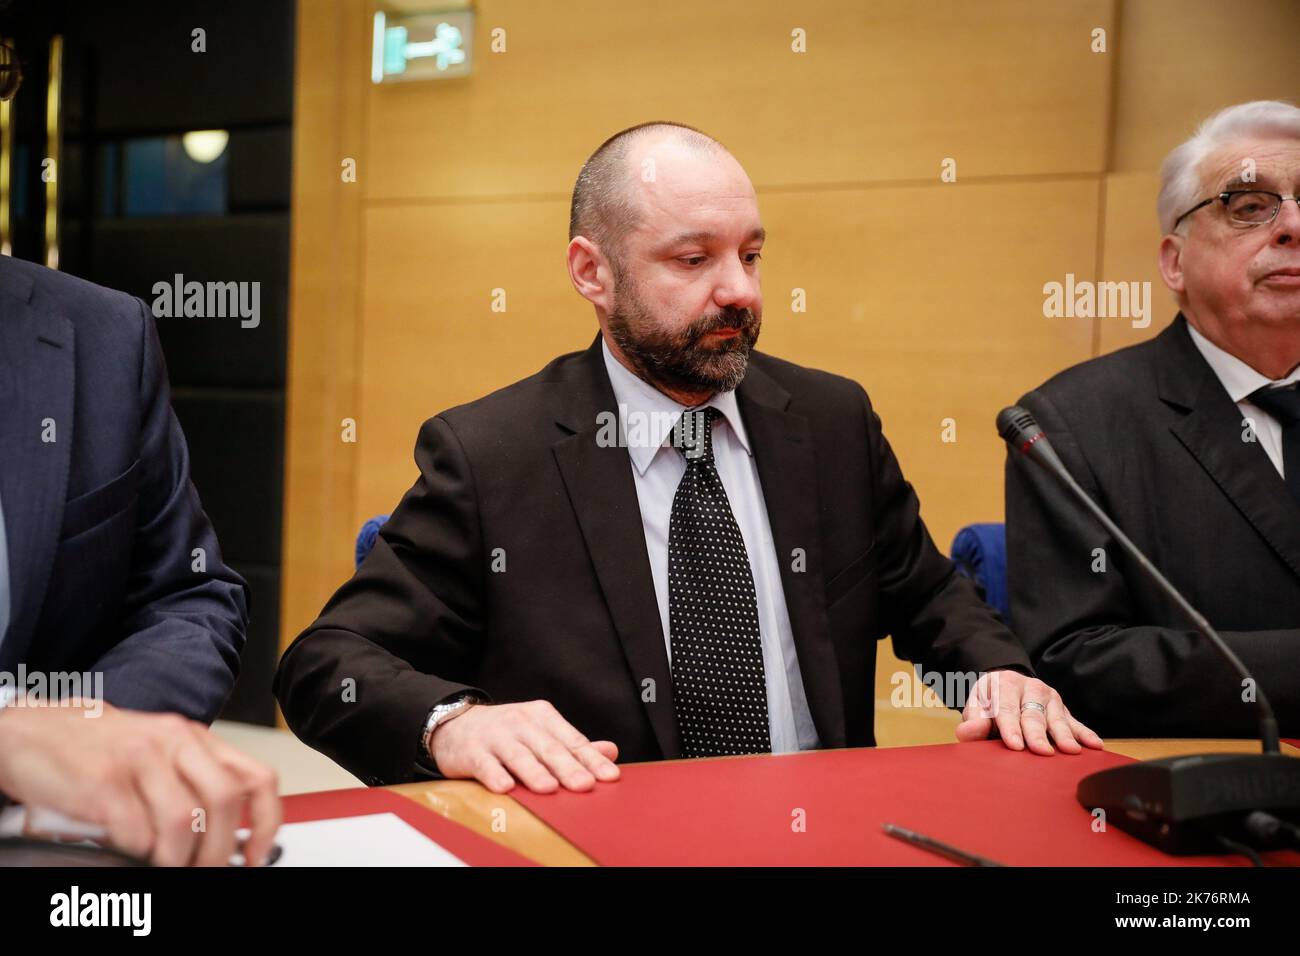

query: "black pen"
xmin=882 ymin=823 xmax=1004 ymax=867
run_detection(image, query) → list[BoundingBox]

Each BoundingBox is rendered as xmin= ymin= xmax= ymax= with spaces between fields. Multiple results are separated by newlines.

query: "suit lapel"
xmin=737 ymin=362 xmax=847 ymax=748
xmin=551 ymin=334 xmax=847 ymax=757
xmin=1159 ymin=315 xmax=1300 ymax=582
xmin=0 ymin=267 xmax=76 ymax=668
xmin=551 ymin=334 xmax=682 ymax=758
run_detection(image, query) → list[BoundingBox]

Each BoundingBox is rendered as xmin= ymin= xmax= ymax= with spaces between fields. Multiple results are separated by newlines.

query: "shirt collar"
xmin=1186 ymin=321 xmax=1300 ymax=404
xmin=600 ymin=335 xmax=752 ymax=476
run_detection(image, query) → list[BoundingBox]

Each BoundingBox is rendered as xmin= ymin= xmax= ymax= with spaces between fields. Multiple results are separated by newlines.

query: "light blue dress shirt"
xmin=601 ymin=336 xmax=821 ymax=753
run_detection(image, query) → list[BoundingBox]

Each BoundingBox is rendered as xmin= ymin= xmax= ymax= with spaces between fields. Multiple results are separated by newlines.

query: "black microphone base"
xmin=1077 ymin=752 xmax=1300 ymax=855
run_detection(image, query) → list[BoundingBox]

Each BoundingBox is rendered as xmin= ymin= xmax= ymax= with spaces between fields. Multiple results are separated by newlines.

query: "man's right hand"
xmin=430 ymin=699 xmax=621 ymax=794
xmin=0 ymin=701 xmax=281 ymax=867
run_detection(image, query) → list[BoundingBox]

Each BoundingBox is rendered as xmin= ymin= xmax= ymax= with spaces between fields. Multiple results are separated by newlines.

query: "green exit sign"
xmin=372 ymin=9 xmax=473 ymax=84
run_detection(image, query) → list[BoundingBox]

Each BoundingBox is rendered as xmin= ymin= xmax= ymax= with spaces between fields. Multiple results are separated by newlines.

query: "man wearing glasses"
xmin=1006 ymin=100 xmax=1300 ymax=737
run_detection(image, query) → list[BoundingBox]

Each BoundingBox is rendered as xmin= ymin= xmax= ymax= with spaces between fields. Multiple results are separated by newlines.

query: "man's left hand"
xmin=956 ymin=669 xmax=1104 ymax=755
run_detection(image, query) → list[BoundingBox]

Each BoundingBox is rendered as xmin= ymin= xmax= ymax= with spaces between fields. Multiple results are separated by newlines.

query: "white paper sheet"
xmin=267 ymin=812 xmax=468 ymax=867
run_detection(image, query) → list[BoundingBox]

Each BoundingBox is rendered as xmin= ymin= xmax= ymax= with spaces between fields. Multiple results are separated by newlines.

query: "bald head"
xmin=565 ymin=123 xmax=764 ymax=403
xmin=568 ymin=122 xmax=733 ymax=272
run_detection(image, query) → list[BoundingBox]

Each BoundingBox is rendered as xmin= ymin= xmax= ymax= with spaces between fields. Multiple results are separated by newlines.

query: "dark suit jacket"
xmin=0 ymin=256 xmax=247 ymax=722
xmin=1006 ymin=314 xmax=1300 ymax=738
xmin=276 ymin=332 xmax=1032 ymax=786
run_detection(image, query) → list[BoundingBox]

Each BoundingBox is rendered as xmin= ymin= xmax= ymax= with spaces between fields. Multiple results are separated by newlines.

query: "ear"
xmin=1158 ymin=233 xmax=1186 ymax=295
xmin=567 ymin=237 xmax=614 ymax=312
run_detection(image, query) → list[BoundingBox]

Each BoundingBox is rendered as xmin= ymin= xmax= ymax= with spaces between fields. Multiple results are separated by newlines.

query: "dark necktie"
xmin=667 ymin=407 xmax=771 ymax=758
xmin=1248 ymin=383 xmax=1300 ymax=505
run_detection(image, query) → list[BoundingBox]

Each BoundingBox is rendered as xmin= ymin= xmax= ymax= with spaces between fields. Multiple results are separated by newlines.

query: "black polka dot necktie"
xmin=1249 ymin=383 xmax=1300 ymax=505
xmin=667 ymin=407 xmax=771 ymax=758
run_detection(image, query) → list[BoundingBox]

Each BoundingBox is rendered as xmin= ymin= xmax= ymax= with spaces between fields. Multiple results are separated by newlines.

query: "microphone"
xmin=998 ymin=405 xmax=1300 ymax=856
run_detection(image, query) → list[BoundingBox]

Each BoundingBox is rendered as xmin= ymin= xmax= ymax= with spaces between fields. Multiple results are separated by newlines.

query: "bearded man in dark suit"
xmin=277 ymin=121 xmax=1101 ymax=792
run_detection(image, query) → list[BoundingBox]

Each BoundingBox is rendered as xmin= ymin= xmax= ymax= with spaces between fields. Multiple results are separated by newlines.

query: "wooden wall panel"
xmin=364 ymin=0 xmax=1115 ymax=202
xmin=755 ymin=179 xmax=1098 ymax=552
xmin=279 ymin=0 xmax=370 ymax=710
xmin=1097 ymin=170 xmax=1169 ymax=355
xmin=1111 ymin=0 xmax=1300 ymax=173
xmin=355 ymin=198 xmax=585 ymax=516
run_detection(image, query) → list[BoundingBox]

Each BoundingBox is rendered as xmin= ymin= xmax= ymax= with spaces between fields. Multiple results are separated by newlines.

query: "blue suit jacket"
xmin=0 ymin=256 xmax=247 ymax=722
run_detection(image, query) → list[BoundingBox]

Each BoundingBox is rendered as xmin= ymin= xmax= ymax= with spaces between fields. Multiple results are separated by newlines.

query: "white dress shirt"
xmin=1186 ymin=322 xmax=1300 ymax=479
xmin=600 ymin=337 xmax=821 ymax=753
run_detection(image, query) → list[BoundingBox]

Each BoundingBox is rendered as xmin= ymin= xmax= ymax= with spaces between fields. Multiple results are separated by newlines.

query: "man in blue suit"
xmin=0 ymin=254 xmax=247 ymax=715
xmin=0 ymin=255 xmax=279 ymax=866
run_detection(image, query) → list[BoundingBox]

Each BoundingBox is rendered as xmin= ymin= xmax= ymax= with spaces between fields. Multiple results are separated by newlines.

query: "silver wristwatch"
xmin=420 ymin=692 xmax=482 ymax=765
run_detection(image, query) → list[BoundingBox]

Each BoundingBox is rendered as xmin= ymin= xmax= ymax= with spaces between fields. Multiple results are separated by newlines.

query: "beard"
xmin=606 ymin=268 xmax=761 ymax=396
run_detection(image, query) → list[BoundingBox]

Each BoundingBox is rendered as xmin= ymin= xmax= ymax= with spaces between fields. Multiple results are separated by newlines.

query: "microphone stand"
xmin=998 ymin=406 xmax=1300 ymax=856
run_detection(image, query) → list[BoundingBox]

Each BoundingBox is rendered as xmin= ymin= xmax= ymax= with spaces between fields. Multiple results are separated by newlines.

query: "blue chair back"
xmin=355 ymin=514 xmax=391 ymax=569
xmin=950 ymin=522 xmax=1010 ymax=624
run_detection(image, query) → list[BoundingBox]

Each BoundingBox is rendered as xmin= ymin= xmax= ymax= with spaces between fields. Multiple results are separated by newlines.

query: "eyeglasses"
xmin=1173 ymin=190 xmax=1300 ymax=231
